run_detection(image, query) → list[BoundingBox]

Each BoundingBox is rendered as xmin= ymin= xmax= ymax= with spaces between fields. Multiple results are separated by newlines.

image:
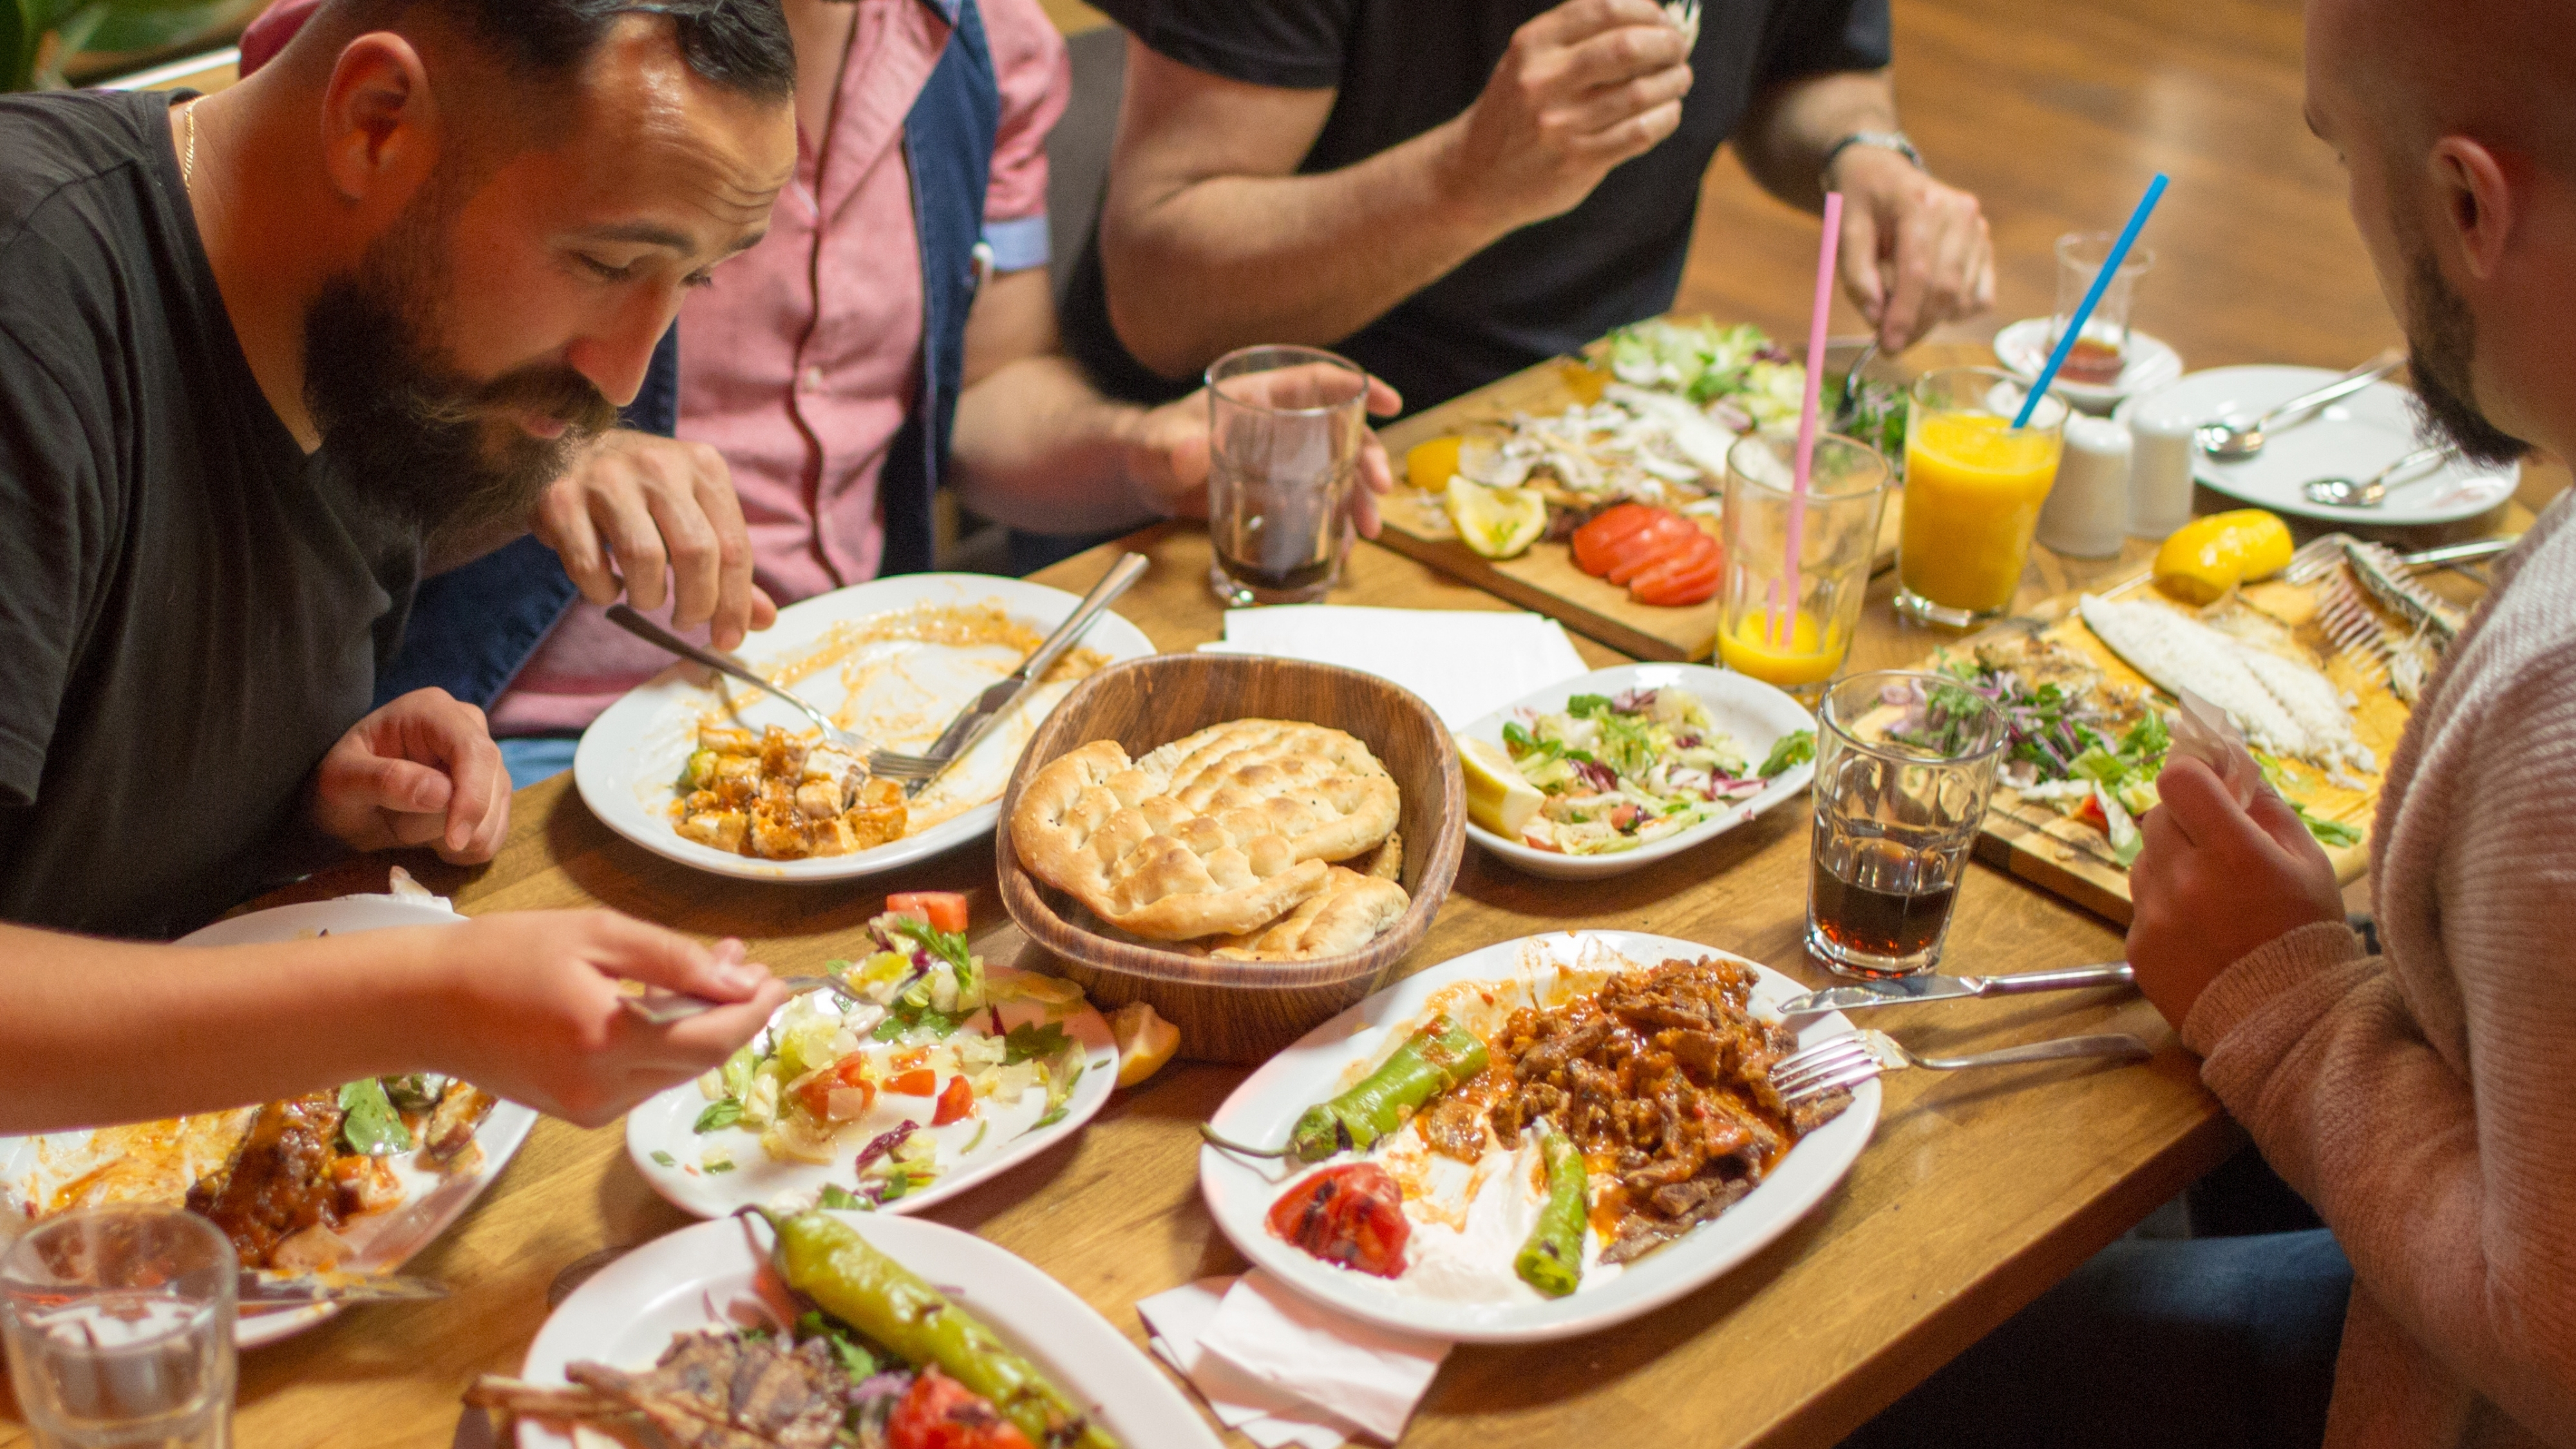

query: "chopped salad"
xmin=1599 ymin=318 xmax=1909 ymax=464
xmin=1499 ymin=687 xmax=1814 ymax=855
xmin=688 ymin=898 xmax=1092 ymax=1208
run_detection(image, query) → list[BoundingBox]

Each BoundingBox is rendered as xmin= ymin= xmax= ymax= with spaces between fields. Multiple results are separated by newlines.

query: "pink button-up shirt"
xmin=489 ymin=0 xmax=1068 ymax=735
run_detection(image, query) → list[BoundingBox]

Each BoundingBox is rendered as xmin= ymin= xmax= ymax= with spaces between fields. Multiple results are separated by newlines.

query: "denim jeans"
xmin=498 ymin=735 xmax=581 ymax=793
xmin=1839 ymin=1229 xmax=2352 ymax=1448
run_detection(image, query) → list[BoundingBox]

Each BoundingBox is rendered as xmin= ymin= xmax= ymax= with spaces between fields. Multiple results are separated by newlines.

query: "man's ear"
xmin=319 ymin=32 xmax=439 ymax=207
xmin=2428 ymin=135 xmax=2514 ymax=282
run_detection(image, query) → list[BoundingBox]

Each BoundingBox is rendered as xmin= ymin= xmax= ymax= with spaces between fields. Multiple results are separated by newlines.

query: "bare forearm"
xmin=1103 ymin=124 xmax=1502 ymax=379
xmin=0 ymin=923 xmax=450 ymax=1132
xmin=949 ymin=356 xmax=1161 ymax=535
xmin=1734 ymin=69 xmax=1899 ymax=211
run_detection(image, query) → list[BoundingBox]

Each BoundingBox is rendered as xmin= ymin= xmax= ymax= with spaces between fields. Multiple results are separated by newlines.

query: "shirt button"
xmin=800 ymin=366 xmax=824 ymax=392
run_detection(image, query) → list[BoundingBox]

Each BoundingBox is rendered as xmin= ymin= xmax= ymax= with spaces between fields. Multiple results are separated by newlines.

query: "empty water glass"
xmin=2 ymin=1206 xmax=238 ymax=1449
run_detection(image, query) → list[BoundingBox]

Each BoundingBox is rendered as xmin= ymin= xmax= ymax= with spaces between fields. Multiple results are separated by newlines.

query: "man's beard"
xmin=301 ymin=189 xmax=620 ymax=540
xmin=2401 ymin=243 xmax=2530 ymax=468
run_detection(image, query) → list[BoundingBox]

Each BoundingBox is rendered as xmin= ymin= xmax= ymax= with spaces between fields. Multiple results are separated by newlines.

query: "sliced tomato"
xmin=887 ymin=1368 xmax=1034 ymax=1449
xmin=1631 ymin=555 xmax=1721 ymax=606
xmin=886 ymin=1068 xmax=938 ymax=1098
xmin=931 ymin=1074 xmax=976 ymax=1126
xmin=795 ymin=1054 xmax=878 ymax=1121
xmin=885 ymin=891 xmax=970 ymax=933
xmin=1604 ymin=520 xmax=1698 ymax=585
xmin=1570 ymin=503 xmax=1662 ymax=574
xmin=2074 ymin=792 xmax=2109 ymax=831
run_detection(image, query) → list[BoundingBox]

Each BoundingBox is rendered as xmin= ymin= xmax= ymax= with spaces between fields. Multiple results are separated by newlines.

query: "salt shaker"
xmin=2119 ymin=386 xmax=2198 ymax=538
xmin=2037 ymin=415 xmax=2132 ymax=558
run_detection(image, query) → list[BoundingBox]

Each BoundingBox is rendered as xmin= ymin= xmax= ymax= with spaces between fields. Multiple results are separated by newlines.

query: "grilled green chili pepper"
xmin=1200 ymin=1014 xmax=1489 ymax=1162
xmin=1513 ymin=1120 xmax=1587 ymax=1298
xmin=760 ymin=1209 xmax=1117 ymax=1449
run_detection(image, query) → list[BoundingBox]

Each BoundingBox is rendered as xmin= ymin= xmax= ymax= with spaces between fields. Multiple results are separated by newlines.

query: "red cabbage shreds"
xmin=1674 ymin=732 xmax=1703 ymax=750
xmin=851 ymin=1119 xmax=920 ymax=1175
xmin=1573 ymin=760 xmax=1620 ymax=793
xmin=1610 ymin=687 xmax=1660 ymax=714
xmin=849 ymin=1370 xmax=913 ymax=1405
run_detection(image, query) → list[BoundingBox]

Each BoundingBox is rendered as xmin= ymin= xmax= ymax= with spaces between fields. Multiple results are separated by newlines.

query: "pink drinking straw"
xmin=1775 ymin=191 xmax=1844 ymax=649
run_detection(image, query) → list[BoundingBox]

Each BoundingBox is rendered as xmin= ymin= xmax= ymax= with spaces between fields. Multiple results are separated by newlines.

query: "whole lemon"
xmin=2154 ymin=509 xmax=2295 ymax=605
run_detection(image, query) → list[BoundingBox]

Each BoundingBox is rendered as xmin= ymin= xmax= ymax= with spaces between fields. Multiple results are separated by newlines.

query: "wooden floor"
xmin=1687 ymin=0 xmax=2394 ymax=374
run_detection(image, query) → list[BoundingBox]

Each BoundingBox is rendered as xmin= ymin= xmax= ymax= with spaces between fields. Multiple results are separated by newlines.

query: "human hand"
xmin=2126 ymin=755 xmax=2345 ymax=1028
xmin=1443 ymin=0 xmax=1695 ymax=231
xmin=1829 ymin=146 xmax=1994 ymax=352
xmin=1130 ymin=376 xmax=1403 ymax=538
xmin=308 ymin=688 xmax=510 ymax=863
xmin=533 ymin=430 xmax=779 ymax=651
xmin=422 ymin=911 xmax=791 ymax=1128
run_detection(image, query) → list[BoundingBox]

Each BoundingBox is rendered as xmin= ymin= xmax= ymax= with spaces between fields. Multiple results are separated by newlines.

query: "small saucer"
xmin=1993 ymin=317 xmax=2184 ymax=413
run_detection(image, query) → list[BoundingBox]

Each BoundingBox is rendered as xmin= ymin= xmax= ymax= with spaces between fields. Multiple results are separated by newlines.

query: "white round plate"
xmin=1199 ymin=930 xmax=1879 ymax=1343
xmin=515 ymin=1213 xmax=1222 ymax=1449
xmin=0 ymin=897 xmax=538 ymax=1349
xmin=1994 ymin=316 xmax=2184 ymax=412
xmin=1459 ymin=664 xmax=1815 ymax=880
xmin=625 ymin=966 xmax=1119 ymax=1218
xmin=574 ymin=574 xmax=1157 ymax=882
xmin=2132 ymin=364 xmax=2519 ymax=526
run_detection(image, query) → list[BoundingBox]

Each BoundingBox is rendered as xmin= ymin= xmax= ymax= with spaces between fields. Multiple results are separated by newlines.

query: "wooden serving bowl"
xmin=996 ymin=654 xmax=1464 ymax=1065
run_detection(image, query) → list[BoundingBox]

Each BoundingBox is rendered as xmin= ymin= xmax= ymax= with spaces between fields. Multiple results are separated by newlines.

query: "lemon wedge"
xmin=1111 ymin=1001 xmax=1180 ymax=1087
xmin=1445 ymin=479 xmax=1548 ymax=559
xmin=1459 ymin=735 xmax=1543 ymax=840
xmin=2153 ymin=509 xmax=2295 ymax=605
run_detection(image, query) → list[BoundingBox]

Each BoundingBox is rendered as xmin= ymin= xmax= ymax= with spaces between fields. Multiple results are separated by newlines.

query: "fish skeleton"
xmin=2077 ymin=594 xmax=2374 ymax=775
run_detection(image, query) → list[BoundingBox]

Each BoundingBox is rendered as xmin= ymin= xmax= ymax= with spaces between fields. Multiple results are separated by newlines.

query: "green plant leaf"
xmin=84 ymin=3 xmax=231 ymax=57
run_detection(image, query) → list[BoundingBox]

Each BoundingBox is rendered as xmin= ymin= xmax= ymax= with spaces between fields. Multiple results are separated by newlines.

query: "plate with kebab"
xmin=1197 ymin=930 xmax=1878 ymax=1341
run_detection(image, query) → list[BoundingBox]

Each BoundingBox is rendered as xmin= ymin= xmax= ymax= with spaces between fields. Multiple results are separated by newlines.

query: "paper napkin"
xmin=1138 ymin=1271 xmax=1452 ymax=1446
xmin=1200 ymin=606 xmax=1590 ymax=727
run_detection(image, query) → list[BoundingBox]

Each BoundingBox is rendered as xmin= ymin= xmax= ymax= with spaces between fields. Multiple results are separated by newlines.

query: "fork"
xmin=1769 ymin=1028 xmax=2154 ymax=1106
xmin=2283 ymin=533 xmax=2511 ymax=585
xmin=619 ymin=970 xmax=876 ymax=1027
xmin=603 ymin=604 xmax=940 ymax=780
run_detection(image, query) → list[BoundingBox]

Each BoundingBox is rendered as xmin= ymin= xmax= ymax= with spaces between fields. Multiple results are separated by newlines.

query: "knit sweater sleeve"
xmin=2182 ymin=658 xmax=2576 ymax=1441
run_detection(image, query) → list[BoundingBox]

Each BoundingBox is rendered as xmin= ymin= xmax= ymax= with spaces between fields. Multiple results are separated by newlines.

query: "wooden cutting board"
xmin=1933 ymin=568 xmax=2423 ymax=924
xmin=1369 ymin=336 xmax=1958 ymax=661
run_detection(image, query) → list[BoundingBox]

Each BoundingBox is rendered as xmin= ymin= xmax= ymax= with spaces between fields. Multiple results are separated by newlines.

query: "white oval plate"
xmin=0 ymin=898 xmax=538 ymax=1349
xmin=1994 ymin=316 xmax=2184 ymax=413
xmin=2134 ymin=364 xmax=2520 ymax=526
xmin=624 ymin=966 xmax=1119 ymax=1219
xmin=1459 ymin=663 xmax=1815 ymax=880
xmin=1199 ymin=930 xmax=1878 ymax=1343
xmin=515 ymin=1213 xmax=1222 ymax=1449
xmin=574 ymin=574 xmax=1157 ymax=882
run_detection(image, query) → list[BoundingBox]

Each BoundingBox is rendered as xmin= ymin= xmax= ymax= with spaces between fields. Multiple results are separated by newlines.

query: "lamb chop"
xmin=468 ymin=1329 xmax=857 ymax=1449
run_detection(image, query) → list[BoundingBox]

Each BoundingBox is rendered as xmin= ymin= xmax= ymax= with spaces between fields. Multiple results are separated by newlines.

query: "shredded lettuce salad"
xmin=1600 ymin=318 xmax=1908 ymax=460
xmin=687 ymin=913 xmax=1089 ymax=1205
xmin=1499 ymin=687 xmax=1813 ymax=855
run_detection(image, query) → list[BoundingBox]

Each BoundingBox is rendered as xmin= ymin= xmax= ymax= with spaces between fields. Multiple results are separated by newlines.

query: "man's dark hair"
xmin=328 ymin=0 xmax=794 ymax=103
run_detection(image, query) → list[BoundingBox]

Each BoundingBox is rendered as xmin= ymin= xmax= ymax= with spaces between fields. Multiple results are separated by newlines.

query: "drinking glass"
xmin=1204 ymin=345 xmax=1370 ymax=607
xmin=2050 ymin=230 xmax=2155 ymax=385
xmin=1807 ymin=671 xmax=2009 ymax=978
xmin=2 ymin=1206 xmax=238 ymax=1449
xmin=1716 ymin=431 xmax=1891 ymax=705
xmin=1895 ymin=368 xmax=2069 ymax=629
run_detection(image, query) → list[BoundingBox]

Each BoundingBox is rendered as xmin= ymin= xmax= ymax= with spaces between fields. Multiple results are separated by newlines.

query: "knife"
xmin=909 ymin=551 xmax=1150 ymax=794
xmin=1777 ymin=961 xmax=2135 ymax=1016
xmin=238 ymin=1271 xmax=450 ymax=1308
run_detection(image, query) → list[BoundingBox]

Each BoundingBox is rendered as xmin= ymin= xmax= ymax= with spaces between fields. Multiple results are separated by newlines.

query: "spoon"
xmin=2301 ymin=443 xmax=2455 ymax=507
xmin=2196 ymin=352 xmax=2405 ymax=459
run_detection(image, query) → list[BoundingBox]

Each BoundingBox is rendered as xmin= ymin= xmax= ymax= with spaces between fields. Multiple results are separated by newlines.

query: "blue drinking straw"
xmin=2014 ymin=173 xmax=2170 ymax=426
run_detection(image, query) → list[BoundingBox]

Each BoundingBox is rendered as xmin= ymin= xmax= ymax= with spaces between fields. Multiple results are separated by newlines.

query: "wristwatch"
xmin=1819 ymin=130 xmax=1924 ymax=193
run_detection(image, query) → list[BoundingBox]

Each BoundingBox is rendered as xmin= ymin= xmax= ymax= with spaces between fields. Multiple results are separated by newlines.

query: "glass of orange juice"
xmin=1718 ymin=431 xmax=1892 ymax=704
xmin=1896 ymin=368 xmax=2069 ymax=628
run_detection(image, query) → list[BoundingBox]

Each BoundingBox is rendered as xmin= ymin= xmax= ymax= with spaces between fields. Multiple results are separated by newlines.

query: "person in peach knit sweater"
xmin=1847 ymin=1 xmax=2576 ymax=1445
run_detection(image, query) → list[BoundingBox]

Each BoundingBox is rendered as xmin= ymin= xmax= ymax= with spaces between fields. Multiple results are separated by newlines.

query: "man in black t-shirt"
xmin=1060 ymin=0 xmax=1996 ymax=412
xmin=0 ymin=0 xmax=797 ymax=1133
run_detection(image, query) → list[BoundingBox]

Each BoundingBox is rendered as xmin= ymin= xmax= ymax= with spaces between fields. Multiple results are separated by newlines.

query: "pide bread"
xmin=1011 ymin=721 xmax=1406 ymax=950
xmin=1188 ymin=866 xmax=1410 ymax=961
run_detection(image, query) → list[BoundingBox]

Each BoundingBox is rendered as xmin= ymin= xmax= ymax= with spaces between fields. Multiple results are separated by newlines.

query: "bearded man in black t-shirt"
xmin=1061 ymin=0 xmax=1998 ymax=412
xmin=0 ymin=1 xmax=798 ymax=1133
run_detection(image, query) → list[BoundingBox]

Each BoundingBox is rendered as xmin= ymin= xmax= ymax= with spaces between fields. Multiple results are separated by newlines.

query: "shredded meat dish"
xmin=676 ymin=724 xmax=907 ymax=860
xmin=471 ymin=1331 xmax=855 ymax=1449
xmin=1484 ymin=956 xmax=1850 ymax=1264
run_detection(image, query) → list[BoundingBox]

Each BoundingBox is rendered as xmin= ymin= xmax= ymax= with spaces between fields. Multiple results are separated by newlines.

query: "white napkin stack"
xmin=1138 ymin=1272 xmax=1451 ymax=1447
xmin=1200 ymin=606 xmax=1590 ymax=728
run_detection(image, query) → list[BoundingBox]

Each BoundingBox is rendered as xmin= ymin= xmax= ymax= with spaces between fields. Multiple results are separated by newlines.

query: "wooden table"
xmin=2 ymin=523 xmax=2259 ymax=1449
